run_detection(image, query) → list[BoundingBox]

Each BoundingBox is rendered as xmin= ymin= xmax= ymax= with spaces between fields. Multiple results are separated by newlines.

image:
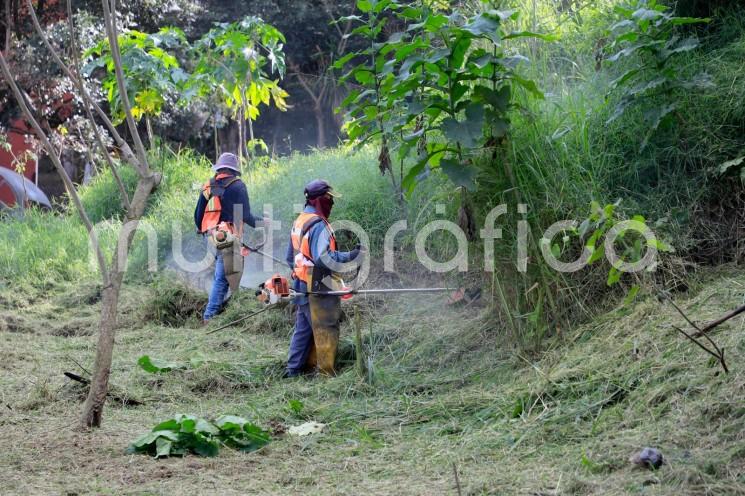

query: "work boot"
xmin=308 ymin=294 xmax=341 ymax=376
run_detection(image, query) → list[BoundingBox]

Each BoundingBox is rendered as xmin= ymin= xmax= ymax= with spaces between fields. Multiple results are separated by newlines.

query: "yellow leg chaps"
xmin=308 ymin=294 xmax=341 ymax=376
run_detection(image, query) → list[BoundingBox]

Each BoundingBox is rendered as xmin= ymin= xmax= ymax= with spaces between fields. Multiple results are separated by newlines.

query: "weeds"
xmin=143 ymin=276 xmax=207 ymax=327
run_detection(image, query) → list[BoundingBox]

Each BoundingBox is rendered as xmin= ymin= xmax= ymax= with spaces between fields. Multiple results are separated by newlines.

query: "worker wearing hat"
xmin=284 ymin=179 xmax=364 ymax=377
xmin=195 ymin=153 xmax=264 ymax=324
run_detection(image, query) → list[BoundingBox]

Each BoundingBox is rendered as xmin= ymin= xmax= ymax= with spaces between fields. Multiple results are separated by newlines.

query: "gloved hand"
xmin=350 ymin=243 xmax=368 ymax=261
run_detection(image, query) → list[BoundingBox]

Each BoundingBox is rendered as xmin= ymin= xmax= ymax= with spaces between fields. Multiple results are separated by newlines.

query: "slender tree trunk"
xmin=80 ymin=278 xmax=121 ymax=427
xmin=213 ymin=117 xmax=219 ymax=162
xmin=314 ymin=104 xmax=326 ymax=149
xmin=12 ymin=0 xmax=19 ymax=36
xmin=5 ymin=0 xmax=160 ymax=428
xmin=236 ymin=111 xmax=244 ymax=163
xmin=145 ymin=117 xmax=154 ymax=149
xmin=4 ymin=0 xmax=12 ymax=50
xmin=82 ymin=173 xmax=158 ymax=427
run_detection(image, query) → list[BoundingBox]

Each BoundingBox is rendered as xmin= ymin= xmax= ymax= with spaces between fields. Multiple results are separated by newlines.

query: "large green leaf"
xmin=440 ymin=158 xmax=477 ymax=190
xmin=187 ymin=433 xmax=220 ymax=458
xmin=640 ymin=103 xmax=676 ymax=150
xmin=152 ymin=419 xmax=181 ymax=432
xmin=610 ymin=68 xmax=640 ymax=89
xmin=503 ymin=31 xmax=558 ymax=42
xmin=128 ymin=430 xmax=179 ymax=452
xmin=155 ymin=438 xmax=173 ymax=458
xmin=607 ymin=40 xmax=664 ymax=62
xmin=234 ymin=424 xmax=271 ymax=452
xmin=461 ymin=13 xmax=501 ymax=43
xmin=356 ymin=0 xmax=373 ymax=13
xmin=632 ymin=8 xmax=664 ymax=22
xmin=215 ymin=415 xmax=249 ymax=432
xmin=670 ymin=16 xmax=711 ymax=25
xmin=137 ymin=355 xmax=184 ymax=374
xmin=473 ymin=86 xmax=510 ymax=112
xmin=440 ymin=104 xmax=485 ymax=149
xmin=511 ymin=76 xmax=544 ymax=99
xmin=661 ymin=37 xmax=699 ymax=59
xmin=354 ymin=69 xmax=376 ymax=86
xmin=450 ymin=37 xmax=472 ymax=69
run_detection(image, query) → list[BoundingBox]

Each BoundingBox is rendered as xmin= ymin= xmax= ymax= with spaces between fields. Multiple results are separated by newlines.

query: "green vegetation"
xmin=127 ymin=414 xmax=270 ymax=458
xmin=84 ymin=27 xmax=189 ymax=126
xmin=1 ymin=264 xmax=744 ymax=493
xmin=2 ymin=0 xmax=745 ymax=493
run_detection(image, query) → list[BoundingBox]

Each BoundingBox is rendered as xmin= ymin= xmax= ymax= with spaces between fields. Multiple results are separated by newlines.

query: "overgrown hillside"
xmin=2 ymin=252 xmax=743 ymax=494
xmin=3 ymin=0 xmax=745 ymax=494
xmin=2 ymin=147 xmax=745 ymax=494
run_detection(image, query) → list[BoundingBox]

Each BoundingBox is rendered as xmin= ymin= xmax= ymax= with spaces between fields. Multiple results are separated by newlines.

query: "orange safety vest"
xmin=200 ymin=173 xmax=241 ymax=234
xmin=291 ymin=212 xmax=337 ymax=284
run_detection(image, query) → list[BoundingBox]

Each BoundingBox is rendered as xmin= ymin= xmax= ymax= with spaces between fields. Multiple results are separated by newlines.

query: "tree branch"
xmin=4 ymin=0 xmax=12 ymax=51
xmin=24 ymin=0 xmax=139 ymax=170
xmin=658 ymin=292 xmax=729 ymax=374
xmin=0 ymin=50 xmax=110 ymax=284
xmin=65 ymin=0 xmax=131 ymax=210
xmin=291 ymin=62 xmax=322 ymax=107
xmin=102 ymin=0 xmax=151 ymax=177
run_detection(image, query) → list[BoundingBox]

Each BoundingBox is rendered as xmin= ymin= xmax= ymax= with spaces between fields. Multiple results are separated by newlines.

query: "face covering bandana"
xmin=309 ymin=196 xmax=333 ymax=219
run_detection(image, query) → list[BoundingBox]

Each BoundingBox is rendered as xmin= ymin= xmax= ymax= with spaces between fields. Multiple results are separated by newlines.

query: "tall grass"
xmin=0 ymin=147 xmax=411 ymax=287
xmin=451 ymin=0 xmax=745 ymax=345
xmin=0 ymin=208 xmax=112 ymax=287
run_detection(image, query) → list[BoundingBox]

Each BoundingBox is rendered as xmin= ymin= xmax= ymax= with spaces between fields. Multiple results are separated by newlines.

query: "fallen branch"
xmin=453 ymin=462 xmax=463 ymax=496
xmin=692 ymin=304 xmax=745 ymax=338
xmin=658 ymin=292 xmax=729 ymax=374
xmin=63 ymin=372 xmax=143 ymax=406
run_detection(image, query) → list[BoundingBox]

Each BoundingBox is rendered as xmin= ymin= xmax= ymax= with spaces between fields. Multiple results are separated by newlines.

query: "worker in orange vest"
xmin=284 ymin=179 xmax=365 ymax=377
xmin=194 ymin=153 xmax=264 ymax=324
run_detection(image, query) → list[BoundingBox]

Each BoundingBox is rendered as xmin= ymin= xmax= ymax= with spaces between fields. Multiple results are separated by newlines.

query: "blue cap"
xmin=304 ymin=179 xmax=340 ymax=199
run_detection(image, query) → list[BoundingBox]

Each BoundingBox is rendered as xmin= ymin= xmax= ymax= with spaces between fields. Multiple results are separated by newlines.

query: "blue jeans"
xmin=287 ymin=304 xmax=313 ymax=375
xmin=204 ymin=255 xmax=229 ymax=321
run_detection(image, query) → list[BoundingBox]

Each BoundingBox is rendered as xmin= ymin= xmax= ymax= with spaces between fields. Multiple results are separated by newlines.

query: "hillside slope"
xmin=2 ymin=266 xmax=743 ymax=495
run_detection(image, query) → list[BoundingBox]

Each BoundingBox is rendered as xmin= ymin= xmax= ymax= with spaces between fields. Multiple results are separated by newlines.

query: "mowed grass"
xmin=1 ymin=267 xmax=744 ymax=495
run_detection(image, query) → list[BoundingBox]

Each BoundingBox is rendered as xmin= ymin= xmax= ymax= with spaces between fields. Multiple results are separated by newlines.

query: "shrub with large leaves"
xmin=605 ymin=0 xmax=712 ymax=149
xmin=337 ymin=0 xmax=550 ymax=197
xmin=84 ymin=28 xmax=189 ymax=125
xmin=127 ymin=414 xmax=270 ymax=458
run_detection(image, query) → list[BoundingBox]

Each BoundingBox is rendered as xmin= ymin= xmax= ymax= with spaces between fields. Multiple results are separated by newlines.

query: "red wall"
xmin=0 ymin=119 xmax=38 ymax=207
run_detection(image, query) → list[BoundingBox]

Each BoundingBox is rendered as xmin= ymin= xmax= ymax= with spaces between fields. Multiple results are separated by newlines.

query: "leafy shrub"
xmin=127 ymin=414 xmax=270 ymax=458
xmin=605 ymin=0 xmax=711 ymax=148
xmin=338 ymin=1 xmax=551 ymax=195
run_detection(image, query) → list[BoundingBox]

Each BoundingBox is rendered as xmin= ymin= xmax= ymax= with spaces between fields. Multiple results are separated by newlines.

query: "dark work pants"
xmin=286 ymin=303 xmax=313 ymax=375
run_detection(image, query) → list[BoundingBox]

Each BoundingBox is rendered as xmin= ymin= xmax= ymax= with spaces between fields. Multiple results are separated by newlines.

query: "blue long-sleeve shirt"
xmin=194 ymin=174 xmax=257 ymax=231
xmin=285 ymin=206 xmax=356 ymax=305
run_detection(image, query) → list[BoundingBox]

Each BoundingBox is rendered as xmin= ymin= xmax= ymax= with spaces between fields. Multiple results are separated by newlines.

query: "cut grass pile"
xmin=1 ymin=266 xmax=744 ymax=495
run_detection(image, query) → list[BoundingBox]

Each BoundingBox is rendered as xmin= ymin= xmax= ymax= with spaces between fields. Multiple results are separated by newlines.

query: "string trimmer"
xmin=206 ymin=274 xmax=457 ymax=335
xmin=255 ymin=274 xmax=452 ymax=305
